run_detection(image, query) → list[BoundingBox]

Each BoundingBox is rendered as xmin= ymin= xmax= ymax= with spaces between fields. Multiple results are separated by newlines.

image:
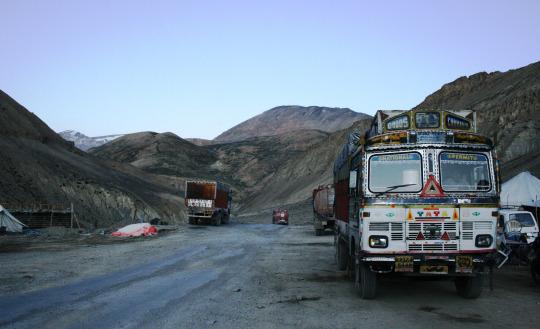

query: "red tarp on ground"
xmin=111 ymin=223 xmax=157 ymax=237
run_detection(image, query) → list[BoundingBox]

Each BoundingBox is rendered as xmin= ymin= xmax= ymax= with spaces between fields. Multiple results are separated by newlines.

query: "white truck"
xmin=334 ymin=109 xmax=499 ymax=299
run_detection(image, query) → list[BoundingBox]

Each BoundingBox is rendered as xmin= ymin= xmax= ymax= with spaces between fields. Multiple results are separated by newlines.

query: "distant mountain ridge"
xmin=91 ymin=132 xmax=218 ymax=179
xmin=59 ymin=130 xmax=124 ymax=151
xmin=214 ymin=105 xmax=370 ymax=142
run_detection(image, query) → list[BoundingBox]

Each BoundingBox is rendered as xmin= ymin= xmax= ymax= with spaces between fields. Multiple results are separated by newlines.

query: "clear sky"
xmin=1 ymin=0 xmax=539 ymax=139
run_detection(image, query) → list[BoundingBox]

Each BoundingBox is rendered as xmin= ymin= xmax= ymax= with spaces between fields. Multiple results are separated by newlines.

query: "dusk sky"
xmin=1 ymin=0 xmax=539 ymax=139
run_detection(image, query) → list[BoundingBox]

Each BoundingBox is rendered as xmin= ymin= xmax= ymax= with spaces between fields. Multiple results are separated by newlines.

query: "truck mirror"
xmin=349 ymin=170 xmax=357 ymax=189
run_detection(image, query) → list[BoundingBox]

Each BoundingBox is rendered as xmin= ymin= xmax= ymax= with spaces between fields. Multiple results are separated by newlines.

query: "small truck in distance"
xmin=185 ymin=180 xmax=232 ymax=226
xmin=272 ymin=209 xmax=289 ymax=225
xmin=313 ymin=185 xmax=335 ymax=235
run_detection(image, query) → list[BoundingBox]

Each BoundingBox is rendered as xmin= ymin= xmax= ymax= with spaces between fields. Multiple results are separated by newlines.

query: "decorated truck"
xmin=313 ymin=185 xmax=335 ymax=235
xmin=334 ymin=109 xmax=499 ymax=299
xmin=185 ymin=180 xmax=232 ymax=225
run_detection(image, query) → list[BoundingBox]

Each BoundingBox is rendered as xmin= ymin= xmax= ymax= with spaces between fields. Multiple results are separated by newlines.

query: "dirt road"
xmin=1 ymin=223 xmax=539 ymax=329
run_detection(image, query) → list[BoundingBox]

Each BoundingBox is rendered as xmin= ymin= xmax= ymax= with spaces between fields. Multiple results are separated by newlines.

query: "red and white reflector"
xmin=416 ymin=232 xmax=425 ymax=240
xmin=420 ymin=175 xmax=446 ymax=197
xmin=441 ymin=231 xmax=450 ymax=241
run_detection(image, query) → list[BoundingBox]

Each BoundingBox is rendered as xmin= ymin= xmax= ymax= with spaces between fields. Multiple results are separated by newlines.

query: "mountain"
xmin=91 ymin=132 xmax=218 ymax=179
xmin=59 ymin=130 xmax=123 ymax=151
xmin=237 ymin=119 xmax=372 ymax=213
xmin=0 ymin=90 xmax=185 ymax=228
xmin=214 ymin=105 xmax=370 ymax=143
xmin=414 ymin=60 xmax=540 ymax=180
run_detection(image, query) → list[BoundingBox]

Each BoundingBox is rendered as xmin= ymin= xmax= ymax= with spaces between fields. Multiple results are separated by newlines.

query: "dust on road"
xmin=0 ymin=223 xmax=539 ymax=329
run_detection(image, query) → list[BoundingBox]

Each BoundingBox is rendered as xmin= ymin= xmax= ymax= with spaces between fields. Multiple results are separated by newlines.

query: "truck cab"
xmin=272 ymin=209 xmax=289 ymax=225
xmin=498 ymin=209 xmax=539 ymax=243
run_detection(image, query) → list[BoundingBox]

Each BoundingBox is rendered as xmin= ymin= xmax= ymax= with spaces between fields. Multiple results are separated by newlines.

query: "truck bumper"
xmin=314 ymin=219 xmax=335 ymax=230
xmin=361 ymin=253 xmax=493 ymax=276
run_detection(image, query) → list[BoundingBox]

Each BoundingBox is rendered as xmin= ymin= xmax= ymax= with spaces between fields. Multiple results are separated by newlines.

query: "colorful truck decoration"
xmin=334 ymin=109 xmax=499 ymax=299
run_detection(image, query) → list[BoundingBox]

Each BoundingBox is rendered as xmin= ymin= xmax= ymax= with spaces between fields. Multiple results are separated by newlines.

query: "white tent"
xmin=501 ymin=172 xmax=540 ymax=207
xmin=0 ymin=206 xmax=26 ymax=233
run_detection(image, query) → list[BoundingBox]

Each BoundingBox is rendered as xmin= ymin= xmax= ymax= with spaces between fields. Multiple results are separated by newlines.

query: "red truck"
xmin=185 ymin=180 xmax=232 ymax=225
xmin=272 ymin=209 xmax=289 ymax=225
xmin=313 ymin=185 xmax=335 ymax=236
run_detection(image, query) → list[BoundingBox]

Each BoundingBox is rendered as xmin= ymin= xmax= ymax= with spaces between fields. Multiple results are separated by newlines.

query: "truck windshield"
xmin=439 ymin=152 xmax=490 ymax=192
xmin=509 ymin=213 xmax=536 ymax=227
xmin=369 ymin=153 xmax=422 ymax=193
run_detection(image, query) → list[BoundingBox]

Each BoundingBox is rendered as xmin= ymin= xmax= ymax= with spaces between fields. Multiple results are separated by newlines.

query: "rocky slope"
xmin=237 ymin=119 xmax=372 ymax=213
xmin=415 ymin=60 xmax=540 ymax=180
xmin=91 ymin=132 xmax=219 ymax=179
xmin=0 ymin=90 xmax=185 ymax=228
xmin=59 ymin=130 xmax=123 ymax=151
xmin=214 ymin=106 xmax=370 ymax=142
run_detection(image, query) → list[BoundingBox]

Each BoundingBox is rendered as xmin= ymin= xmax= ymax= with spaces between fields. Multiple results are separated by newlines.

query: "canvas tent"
xmin=0 ymin=206 xmax=26 ymax=233
xmin=500 ymin=172 xmax=540 ymax=207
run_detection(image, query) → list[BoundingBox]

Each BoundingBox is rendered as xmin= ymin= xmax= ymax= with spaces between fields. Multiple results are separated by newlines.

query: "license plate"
xmin=395 ymin=256 xmax=414 ymax=272
xmin=420 ymin=265 xmax=448 ymax=274
xmin=455 ymin=255 xmax=473 ymax=273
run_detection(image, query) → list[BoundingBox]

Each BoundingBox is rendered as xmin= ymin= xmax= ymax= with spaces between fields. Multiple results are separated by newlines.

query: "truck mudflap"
xmin=361 ymin=254 xmax=492 ymax=276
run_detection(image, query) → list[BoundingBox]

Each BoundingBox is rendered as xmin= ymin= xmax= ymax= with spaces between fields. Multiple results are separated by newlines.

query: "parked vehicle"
xmin=272 ymin=209 xmax=289 ymax=225
xmin=313 ymin=185 xmax=335 ymax=235
xmin=334 ymin=109 xmax=499 ymax=299
xmin=185 ymin=180 xmax=231 ymax=225
xmin=498 ymin=209 xmax=539 ymax=244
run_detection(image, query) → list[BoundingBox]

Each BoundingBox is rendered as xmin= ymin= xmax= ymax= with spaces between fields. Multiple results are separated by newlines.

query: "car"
xmin=272 ymin=209 xmax=289 ymax=225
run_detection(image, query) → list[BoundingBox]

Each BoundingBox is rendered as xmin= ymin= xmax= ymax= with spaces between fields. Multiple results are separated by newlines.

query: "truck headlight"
xmin=475 ymin=234 xmax=493 ymax=248
xmin=369 ymin=235 xmax=388 ymax=248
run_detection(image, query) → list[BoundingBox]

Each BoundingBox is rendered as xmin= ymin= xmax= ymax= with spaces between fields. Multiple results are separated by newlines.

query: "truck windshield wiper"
xmin=375 ymin=184 xmax=416 ymax=197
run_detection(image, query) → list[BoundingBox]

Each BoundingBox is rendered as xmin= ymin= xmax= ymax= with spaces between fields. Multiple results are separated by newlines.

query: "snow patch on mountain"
xmin=59 ymin=130 xmax=124 ymax=151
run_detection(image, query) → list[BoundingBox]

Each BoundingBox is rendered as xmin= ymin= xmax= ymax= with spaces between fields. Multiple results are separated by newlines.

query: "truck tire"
xmin=336 ymin=238 xmax=349 ymax=271
xmin=211 ymin=214 xmax=220 ymax=226
xmin=355 ymin=260 xmax=377 ymax=299
xmin=455 ymin=275 xmax=483 ymax=299
xmin=315 ymin=229 xmax=323 ymax=236
xmin=188 ymin=218 xmax=196 ymax=225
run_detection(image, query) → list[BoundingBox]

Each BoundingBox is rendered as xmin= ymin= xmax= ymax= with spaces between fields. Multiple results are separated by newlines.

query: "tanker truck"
xmin=313 ymin=185 xmax=335 ymax=236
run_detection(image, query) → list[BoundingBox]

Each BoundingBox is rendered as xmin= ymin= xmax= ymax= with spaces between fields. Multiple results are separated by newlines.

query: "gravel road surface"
xmin=1 ymin=223 xmax=539 ymax=329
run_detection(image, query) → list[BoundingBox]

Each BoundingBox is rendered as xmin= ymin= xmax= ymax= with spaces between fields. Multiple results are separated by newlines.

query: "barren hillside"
xmin=0 ymin=90 xmax=185 ymax=228
xmin=91 ymin=132 xmax=218 ymax=179
xmin=214 ymin=105 xmax=370 ymax=142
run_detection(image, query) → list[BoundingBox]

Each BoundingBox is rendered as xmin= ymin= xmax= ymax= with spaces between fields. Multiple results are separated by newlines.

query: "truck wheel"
xmin=356 ymin=260 xmax=377 ymax=299
xmin=188 ymin=218 xmax=195 ymax=225
xmin=211 ymin=215 xmax=220 ymax=226
xmin=315 ymin=229 xmax=323 ymax=236
xmin=455 ymin=275 xmax=483 ymax=299
xmin=336 ymin=238 xmax=349 ymax=271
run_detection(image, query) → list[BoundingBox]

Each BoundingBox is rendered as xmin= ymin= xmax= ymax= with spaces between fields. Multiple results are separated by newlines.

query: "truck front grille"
xmin=407 ymin=222 xmax=458 ymax=241
xmin=408 ymin=243 xmax=457 ymax=252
